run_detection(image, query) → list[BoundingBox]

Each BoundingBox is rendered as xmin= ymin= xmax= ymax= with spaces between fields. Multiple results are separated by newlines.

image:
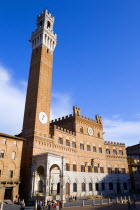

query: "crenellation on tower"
xmin=104 ymin=141 xmax=125 ymax=146
xmin=73 ymin=106 xmax=81 ymax=116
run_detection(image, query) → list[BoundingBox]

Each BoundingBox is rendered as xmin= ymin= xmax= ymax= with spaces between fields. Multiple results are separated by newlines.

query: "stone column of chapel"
xmin=114 ymin=182 xmax=117 ymax=194
xmin=69 ymin=182 xmax=73 ymax=197
xmin=30 ymin=160 xmax=36 ymax=198
xmin=60 ymin=156 xmax=66 ymax=201
xmin=30 ymin=171 xmax=36 ymax=197
xmin=92 ymin=181 xmax=95 ymax=196
xmin=45 ymin=159 xmax=50 ymax=202
xmin=86 ymin=183 xmax=89 ymax=196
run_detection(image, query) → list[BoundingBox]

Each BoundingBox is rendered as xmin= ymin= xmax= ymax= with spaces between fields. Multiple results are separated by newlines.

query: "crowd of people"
xmin=36 ymin=200 xmax=62 ymax=210
xmin=68 ymin=196 xmax=77 ymax=202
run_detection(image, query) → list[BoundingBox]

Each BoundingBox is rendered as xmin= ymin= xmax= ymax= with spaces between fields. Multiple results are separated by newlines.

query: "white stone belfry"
xmin=31 ymin=10 xmax=57 ymax=51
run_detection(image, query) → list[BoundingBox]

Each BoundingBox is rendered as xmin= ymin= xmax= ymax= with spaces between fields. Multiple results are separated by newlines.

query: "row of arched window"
xmin=58 ymin=137 xmax=76 ymax=148
xmin=58 ymin=137 xmax=103 ymax=152
xmin=1 ymin=138 xmax=17 ymax=146
xmin=67 ymin=182 xmax=128 ymax=192
xmin=106 ymin=148 xmax=123 ymax=155
xmin=58 ymin=136 xmax=124 ymax=156
xmin=108 ymin=165 xmax=126 ymax=174
xmin=71 ymin=182 xmax=102 ymax=192
xmin=66 ymin=163 xmax=104 ymax=173
xmin=80 ymin=144 xmax=103 ymax=153
xmin=66 ymin=163 xmax=126 ymax=174
xmin=0 ymin=150 xmax=16 ymax=159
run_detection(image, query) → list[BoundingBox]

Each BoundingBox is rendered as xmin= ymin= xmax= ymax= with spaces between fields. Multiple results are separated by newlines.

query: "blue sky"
xmin=0 ymin=0 xmax=140 ymax=146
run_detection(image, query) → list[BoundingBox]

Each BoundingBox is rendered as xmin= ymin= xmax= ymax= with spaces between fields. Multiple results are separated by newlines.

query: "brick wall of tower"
xmin=20 ymin=44 xmax=54 ymax=199
xmin=22 ymin=45 xmax=53 ymax=138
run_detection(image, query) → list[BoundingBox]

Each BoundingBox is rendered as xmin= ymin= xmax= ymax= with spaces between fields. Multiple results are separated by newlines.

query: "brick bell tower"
xmin=22 ymin=10 xmax=57 ymax=138
xmin=20 ymin=10 xmax=57 ymax=199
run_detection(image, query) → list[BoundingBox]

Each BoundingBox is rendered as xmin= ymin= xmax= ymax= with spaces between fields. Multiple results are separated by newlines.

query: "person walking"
xmin=48 ymin=202 xmax=51 ymax=210
xmin=59 ymin=201 xmax=62 ymax=210
xmin=132 ymin=200 xmax=136 ymax=209
xmin=20 ymin=200 xmax=25 ymax=210
xmin=127 ymin=200 xmax=132 ymax=209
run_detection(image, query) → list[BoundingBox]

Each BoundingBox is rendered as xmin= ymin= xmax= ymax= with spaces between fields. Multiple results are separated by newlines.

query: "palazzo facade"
xmin=20 ymin=10 xmax=130 ymax=202
xmin=0 ymin=133 xmax=24 ymax=202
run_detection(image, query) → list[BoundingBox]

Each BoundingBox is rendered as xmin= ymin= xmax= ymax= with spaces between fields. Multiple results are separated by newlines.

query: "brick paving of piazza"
xmin=2 ymin=202 xmax=140 ymax=210
xmin=63 ymin=202 xmax=140 ymax=210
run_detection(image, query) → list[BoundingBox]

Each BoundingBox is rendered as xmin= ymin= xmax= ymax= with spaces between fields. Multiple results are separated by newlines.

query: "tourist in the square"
xmin=48 ymin=202 xmax=51 ymax=210
xmin=59 ymin=200 xmax=62 ymax=210
xmin=132 ymin=200 xmax=136 ymax=209
xmin=127 ymin=200 xmax=132 ymax=209
xmin=20 ymin=200 xmax=25 ymax=210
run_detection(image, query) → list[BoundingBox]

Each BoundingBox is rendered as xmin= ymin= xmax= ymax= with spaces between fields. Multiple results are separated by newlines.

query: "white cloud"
xmin=1 ymin=64 xmax=140 ymax=147
xmin=0 ymin=64 xmax=73 ymax=135
xmin=51 ymin=92 xmax=73 ymax=120
xmin=0 ymin=64 xmax=26 ymax=135
xmin=104 ymin=118 xmax=140 ymax=146
xmin=112 ymin=114 xmax=120 ymax=119
xmin=135 ymin=113 xmax=140 ymax=119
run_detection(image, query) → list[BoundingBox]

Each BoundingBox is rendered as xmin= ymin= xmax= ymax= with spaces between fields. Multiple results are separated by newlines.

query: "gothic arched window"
xmin=106 ymin=149 xmax=110 ymax=154
xmin=95 ymin=183 xmax=99 ymax=191
xmin=123 ymin=182 xmax=128 ymax=190
xmin=47 ymin=21 xmax=51 ymax=28
xmin=82 ymin=183 xmax=86 ymax=192
xmin=58 ymin=137 xmax=63 ymax=144
xmin=109 ymin=182 xmax=113 ymax=190
xmin=73 ymin=183 xmax=77 ymax=192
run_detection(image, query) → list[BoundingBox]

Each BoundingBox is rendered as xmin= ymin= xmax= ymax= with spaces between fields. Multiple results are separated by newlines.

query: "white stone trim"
xmin=31 ymin=10 xmax=57 ymax=52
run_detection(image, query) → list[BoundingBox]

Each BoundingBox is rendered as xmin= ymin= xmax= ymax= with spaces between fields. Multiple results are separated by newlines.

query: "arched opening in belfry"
xmin=47 ymin=21 xmax=51 ymax=28
xmin=49 ymin=164 xmax=60 ymax=196
xmin=39 ymin=20 xmax=43 ymax=27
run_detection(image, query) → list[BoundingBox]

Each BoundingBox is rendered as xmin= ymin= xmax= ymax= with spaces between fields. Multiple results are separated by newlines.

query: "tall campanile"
xmin=22 ymin=10 xmax=57 ymax=138
xmin=21 ymin=10 xmax=57 ymax=198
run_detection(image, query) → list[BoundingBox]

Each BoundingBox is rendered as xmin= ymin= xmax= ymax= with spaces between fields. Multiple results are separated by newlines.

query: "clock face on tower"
xmin=39 ymin=112 xmax=48 ymax=124
xmin=88 ymin=127 xmax=93 ymax=136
